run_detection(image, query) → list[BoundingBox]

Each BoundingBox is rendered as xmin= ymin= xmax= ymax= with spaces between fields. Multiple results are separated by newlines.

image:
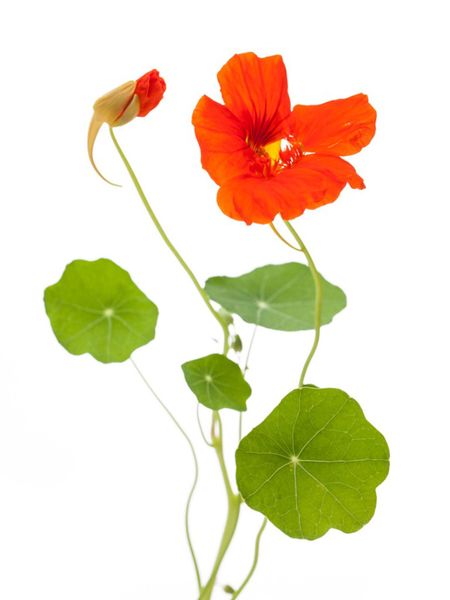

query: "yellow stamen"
xmin=263 ymin=140 xmax=282 ymax=165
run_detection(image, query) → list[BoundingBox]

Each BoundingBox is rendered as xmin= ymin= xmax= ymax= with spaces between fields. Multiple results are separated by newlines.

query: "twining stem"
xmin=199 ymin=412 xmax=241 ymax=600
xmin=231 ymin=518 xmax=267 ymax=599
xmin=130 ymin=358 xmax=202 ymax=591
xmin=109 ymin=127 xmax=230 ymax=355
xmin=283 ymin=220 xmax=322 ymax=387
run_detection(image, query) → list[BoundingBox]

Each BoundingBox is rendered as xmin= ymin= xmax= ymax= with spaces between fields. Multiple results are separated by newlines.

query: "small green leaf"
xmin=236 ymin=387 xmax=389 ymax=540
xmin=205 ymin=262 xmax=346 ymax=331
xmin=44 ymin=258 xmax=158 ymax=363
xmin=181 ymin=353 xmax=251 ymax=411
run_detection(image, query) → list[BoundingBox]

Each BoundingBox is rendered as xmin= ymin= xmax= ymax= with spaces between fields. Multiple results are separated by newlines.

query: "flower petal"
xmin=217 ymin=154 xmax=365 ymax=224
xmin=135 ymin=69 xmax=166 ymax=117
xmin=217 ymin=53 xmax=291 ymax=146
xmin=299 ymin=154 xmax=365 ymax=209
xmin=192 ymin=95 xmax=252 ymax=185
xmin=290 ymin=94 xmax=376 ymax=156
xmin=217 ymin=176 xmax=280 ymax=224
xmin=216 ymin=167 xmax=327 ymax=225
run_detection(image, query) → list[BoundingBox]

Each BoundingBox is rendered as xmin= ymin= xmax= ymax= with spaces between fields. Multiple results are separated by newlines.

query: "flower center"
xmin=248 ymin=136 xmax=303 ymax=177
xmin=264 ymin=140 xmax=283 ymax=164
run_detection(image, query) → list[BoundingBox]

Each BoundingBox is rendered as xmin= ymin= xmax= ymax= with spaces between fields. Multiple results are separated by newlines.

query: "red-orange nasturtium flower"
xmin=88 ymin=69 xmax=166 ymax=182
xmin=192 ymin=53 xmax=376 ymax=225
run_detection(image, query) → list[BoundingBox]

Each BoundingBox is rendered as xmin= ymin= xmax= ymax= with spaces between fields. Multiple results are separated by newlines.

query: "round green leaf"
xmin=236 ymin=387 xmax=389 ymax=540
xmin=181 ymin=353 xmax=251 ymax=411
xmin=205 ymin=262 xmax=346 ymax=331
xmin=44 ymin=259 xmax=158 ymax=363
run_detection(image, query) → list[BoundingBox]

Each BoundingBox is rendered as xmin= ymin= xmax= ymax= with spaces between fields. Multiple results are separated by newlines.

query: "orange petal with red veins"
xmin=217 ymin=167 xmax=328 ymax=225
xmin=217 ymin=154 xmax=365 ymax=224
xmin=192 ymin=95 xmax=252 ymax=185
xmin=299 ymin=154 xmax=365 ymax=209
xmin=218 ymin=53 xmax=291 ymax=146
xmin=290 ymin=94 xmax=376 ymax=156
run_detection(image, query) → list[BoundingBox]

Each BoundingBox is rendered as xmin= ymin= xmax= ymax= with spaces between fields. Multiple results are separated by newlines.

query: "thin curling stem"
xmin=109 ymin=127 xmax=229 ymax=354
xmin=130 ymin=358 xmax=202 ymax=591
xmin=283 ymin=220 xmax=322 ymax=387
xmin=231 ymin=518 xmax=267 ymax=599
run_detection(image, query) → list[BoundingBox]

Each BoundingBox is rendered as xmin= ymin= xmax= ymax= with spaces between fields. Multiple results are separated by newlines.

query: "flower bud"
xmin=88 ymin=70 xmax=166 ymax=183
xmin=135 ymin=70 xmax=166 ymax=116
xmin=231 ymin=334 xmax=243 ymax=353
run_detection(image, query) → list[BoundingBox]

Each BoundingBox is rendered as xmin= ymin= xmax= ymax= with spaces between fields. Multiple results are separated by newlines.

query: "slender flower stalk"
xmin=269 ymin=222 xmax=302 ymax=252
xmin=108 ymin=127 xmax=230 ymax=355
xmin=283 ymin=220 xmax=323 ymax=387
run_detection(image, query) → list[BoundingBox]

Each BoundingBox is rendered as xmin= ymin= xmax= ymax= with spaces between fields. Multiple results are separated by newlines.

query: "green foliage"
xmin=205 ymin=263 xmax=346 ymax=331
xmin=181 ymin=353 xmax=251 ymax=411
xmin=236 ymin=386 xmax=389 ymax=540
xmin=44 ymin=258 xmax=158 ymax=363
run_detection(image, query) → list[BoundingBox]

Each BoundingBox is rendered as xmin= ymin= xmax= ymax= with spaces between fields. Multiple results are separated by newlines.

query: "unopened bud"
xmin=88 ymin=70 xmax=166 ymax=184
xmin=231 ymin=334 xmax=243 ymax=353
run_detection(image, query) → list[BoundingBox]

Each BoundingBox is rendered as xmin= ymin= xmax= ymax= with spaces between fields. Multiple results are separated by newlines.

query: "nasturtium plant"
xmin=205 ymin=263 xmax=346 ymax=331
xmin=44 ymin=258 xmax=158 ymax=363
xmin=182 ymin=353 xmax=251 ymax=411
xmin=236 ymin=387 xmax=389 ymax=540
xmin=44 ymin=52 xmax=387 ymax=599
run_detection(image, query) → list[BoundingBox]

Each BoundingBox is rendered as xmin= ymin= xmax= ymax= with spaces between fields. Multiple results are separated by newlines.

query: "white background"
xmin=1 ymin=0 xmax=449 ymax=598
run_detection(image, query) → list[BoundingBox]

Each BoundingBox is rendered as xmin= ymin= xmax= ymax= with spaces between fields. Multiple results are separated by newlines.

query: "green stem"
xmin=110 ymin=127 xmax=239 ymax=598
xmin=109 ymin=127 xmax=230 ymax=354
xmin=231 ymin=518 xmax=267 ymax=599
xmin=197 ymin=404 xmax=213 ymax=447
xmin=199 ymin=413 xmax=241 ymax=600
xmin=130 ymin=358 xmax=202 ymax=591
xmin=238 ymin=325 xmax=258 ymax=442
xmin=269 ymin=222 xmax=302 ymax=252
xmin=283 ymin=220 xmax=322 ymax=387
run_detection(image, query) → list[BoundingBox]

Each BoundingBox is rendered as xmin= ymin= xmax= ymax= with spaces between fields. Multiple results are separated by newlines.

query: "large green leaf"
xmin=236 ymin=387 xmax=389 ymax=540
xmin=44 ymin=259 xmax=158 ymax=363
xmin=205 ymin=263 xmax=346 ymax=331
xmin=181 ymin=353 xmax=251 ymax=411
